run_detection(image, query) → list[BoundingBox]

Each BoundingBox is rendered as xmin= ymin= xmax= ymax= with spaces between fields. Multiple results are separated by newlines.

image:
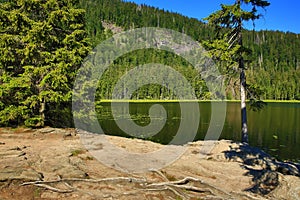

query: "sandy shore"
xmin=0 ymin=127 xmax=299 ymax=199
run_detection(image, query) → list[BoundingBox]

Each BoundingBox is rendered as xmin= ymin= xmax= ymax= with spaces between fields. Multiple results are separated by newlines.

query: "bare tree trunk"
xmin=39 ymin=98 xmax=45 ymax=127
xmin=240 ymin=68 xmax=248 ymax=143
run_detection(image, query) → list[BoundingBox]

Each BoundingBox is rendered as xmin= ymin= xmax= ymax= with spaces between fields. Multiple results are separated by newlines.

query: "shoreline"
xmin=99 ymin=99 xmax=300 ymax=103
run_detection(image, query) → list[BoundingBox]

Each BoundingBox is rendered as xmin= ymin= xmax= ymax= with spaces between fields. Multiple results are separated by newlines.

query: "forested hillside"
xmin=79 ymin=0 xmax=300 ymax=100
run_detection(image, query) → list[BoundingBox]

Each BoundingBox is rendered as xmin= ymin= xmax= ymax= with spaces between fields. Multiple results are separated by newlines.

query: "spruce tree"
xmin=0 ymin=0 xmax=90 ymax=127
xmin=204 ymin=0 xmax=270 ymax=143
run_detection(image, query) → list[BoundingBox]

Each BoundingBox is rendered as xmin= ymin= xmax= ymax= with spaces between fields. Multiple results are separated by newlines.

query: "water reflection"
xmin=97 ymin=102 xmax=300 ymax=161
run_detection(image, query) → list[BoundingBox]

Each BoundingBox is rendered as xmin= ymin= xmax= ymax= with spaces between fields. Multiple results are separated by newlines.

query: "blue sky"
xmin=123 ymin=0 xmax=300 ymax=34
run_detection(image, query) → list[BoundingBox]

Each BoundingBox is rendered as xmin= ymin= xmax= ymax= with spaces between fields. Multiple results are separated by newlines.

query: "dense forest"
xmin=0 ymin=0 xmax=299 ymax=127
xmin=0 ymin=0 xmax=91 ymax=127
xmin=79 ymin=0 xmax=300 ymax=101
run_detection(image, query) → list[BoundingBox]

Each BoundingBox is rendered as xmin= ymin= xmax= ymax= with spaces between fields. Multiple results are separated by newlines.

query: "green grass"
xmin=33 ymin=187 xmax=42 ymax=198
xmin=70 ymin=149 xmax=85 ymax=156
xmin=263 ymin=100 xmax=300 ymax=103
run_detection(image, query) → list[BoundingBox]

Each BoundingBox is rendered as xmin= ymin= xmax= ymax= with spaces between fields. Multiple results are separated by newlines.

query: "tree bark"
xmin=240 ymin=68 xmax=248 ymax=143
xmin=39 ymin=98 xmax=45 ymax=127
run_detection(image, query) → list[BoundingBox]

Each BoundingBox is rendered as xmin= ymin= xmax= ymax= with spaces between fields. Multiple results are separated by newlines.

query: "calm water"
xmin=96 ymin=102 xmax=300 ymax=161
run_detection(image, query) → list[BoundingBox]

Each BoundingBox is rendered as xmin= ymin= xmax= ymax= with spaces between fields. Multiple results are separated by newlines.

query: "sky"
xmin=123 ymin=0 xmax=300 ymax=34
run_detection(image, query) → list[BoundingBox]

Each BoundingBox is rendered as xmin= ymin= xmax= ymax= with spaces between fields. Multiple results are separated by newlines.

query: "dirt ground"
xmin=0 ymin=127 xmax=300 ymax=199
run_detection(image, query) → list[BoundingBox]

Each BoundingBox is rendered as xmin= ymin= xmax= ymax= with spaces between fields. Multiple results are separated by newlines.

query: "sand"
xmin=0 ymin=127 xmax=299 ymax=199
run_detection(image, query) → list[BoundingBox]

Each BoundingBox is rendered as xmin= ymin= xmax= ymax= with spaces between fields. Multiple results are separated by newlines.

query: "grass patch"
xmin=33 ymin=187 xmax=42 ymax=198
xmin=85 ymin=156 xmax=94 ymax=160
xmin=70 ymin=149 xmax=85 ymax=156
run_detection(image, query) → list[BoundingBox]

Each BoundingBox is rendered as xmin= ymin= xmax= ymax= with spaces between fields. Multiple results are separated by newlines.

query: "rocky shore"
xmin=0 ymin=127 xmax=299 ymax=199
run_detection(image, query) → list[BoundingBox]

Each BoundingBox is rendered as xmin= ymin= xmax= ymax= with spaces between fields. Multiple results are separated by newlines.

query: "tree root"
xmin=21 ymin=176 xmax=146 ymax=186
xmin=20 ymin=176 xmax=146 ymax=194
xmin=20 ymin=172 xmax=232 ymax=199
xmin=23 ymin=183 xmax=74 ymax=193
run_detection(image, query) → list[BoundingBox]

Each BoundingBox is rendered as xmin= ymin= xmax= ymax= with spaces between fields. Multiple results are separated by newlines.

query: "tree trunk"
xmin=240 ymin=68 xmax=248 ymax=143
xmin=39 ymin=98 xmax=45 ymax=127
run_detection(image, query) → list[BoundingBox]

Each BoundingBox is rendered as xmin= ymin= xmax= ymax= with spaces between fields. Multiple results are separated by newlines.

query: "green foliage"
xmin=0 ymin=0 xmax=91 ymax=127
xmin=24 ymin=117 xmax=43 ymax=127
xmin=203 ymin=0 xmax=269 ymax=70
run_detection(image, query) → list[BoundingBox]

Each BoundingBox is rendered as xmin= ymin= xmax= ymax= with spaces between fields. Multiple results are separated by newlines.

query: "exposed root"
xmin=146 ymin=176 xmax=203 ymax=187
xmin=20 ymin=174 xmax=229 ymax=199
xmin=21 ymin=176 xmax=146 ymax=186
xmin=149 ymin=168 xmax=169 ymax=181
xmin=28 ymin=183 xmax=74 ymax=193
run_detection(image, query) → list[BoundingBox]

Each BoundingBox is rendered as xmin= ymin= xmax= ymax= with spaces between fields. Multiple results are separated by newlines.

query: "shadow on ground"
xmin=224 ymin=143 xmax=300 ymax=195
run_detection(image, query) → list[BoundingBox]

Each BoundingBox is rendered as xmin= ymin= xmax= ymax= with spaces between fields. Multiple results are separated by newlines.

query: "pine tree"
xmin=0 ymin=0 xmax=90 ymax=127
xmin=204 ymin=0 xmax=270 ymax=143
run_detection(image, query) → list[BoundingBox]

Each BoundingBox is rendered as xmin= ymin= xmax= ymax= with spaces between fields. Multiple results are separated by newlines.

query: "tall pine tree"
xmin=204 ymin=0 xmax=270 ymax=143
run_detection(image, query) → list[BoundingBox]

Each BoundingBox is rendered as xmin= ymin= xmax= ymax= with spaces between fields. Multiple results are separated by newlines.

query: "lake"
xmin=96 ymin=101 xmax=300 ymax=161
